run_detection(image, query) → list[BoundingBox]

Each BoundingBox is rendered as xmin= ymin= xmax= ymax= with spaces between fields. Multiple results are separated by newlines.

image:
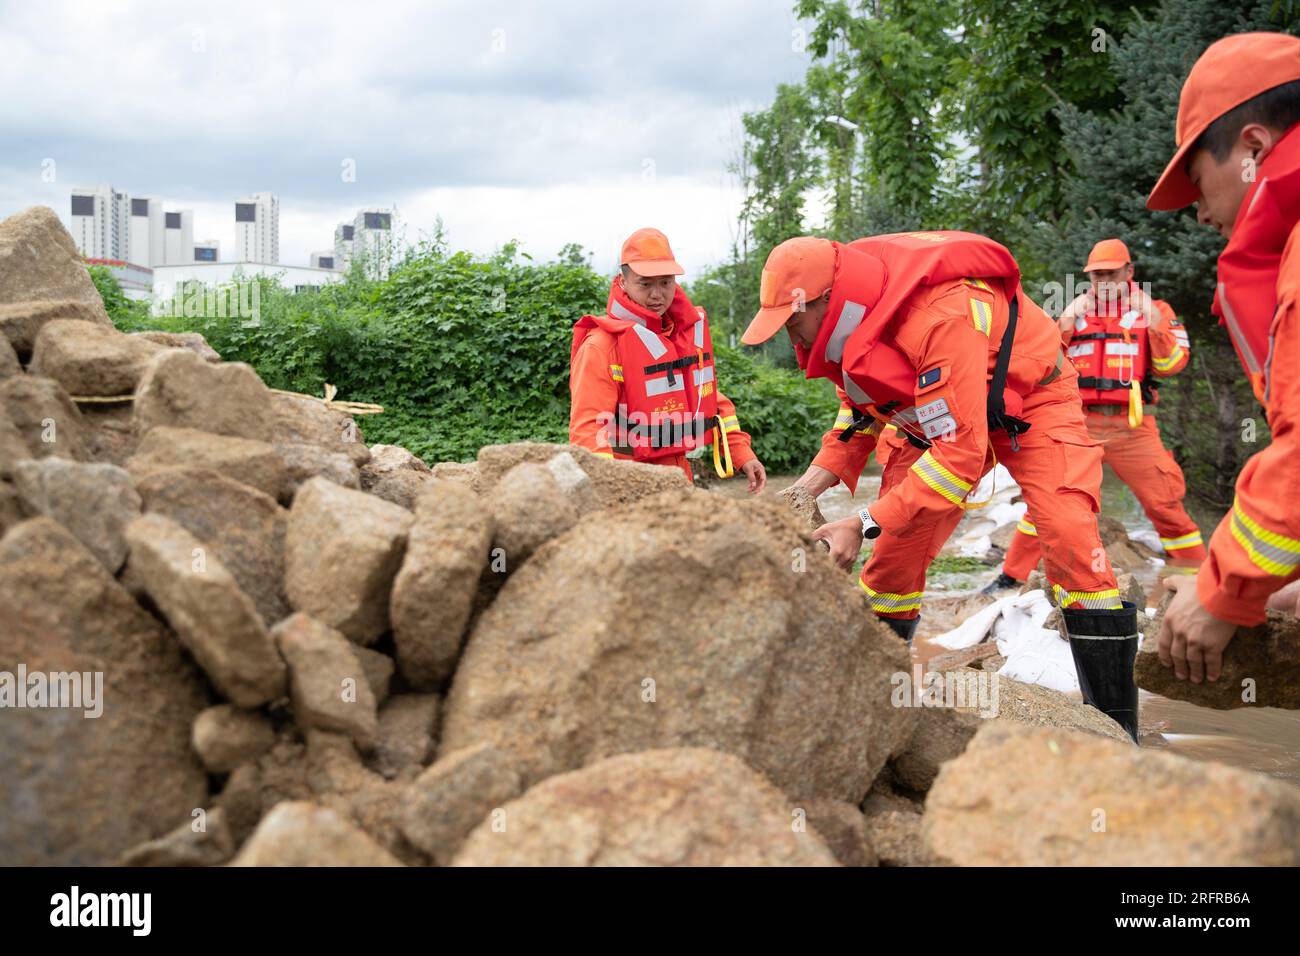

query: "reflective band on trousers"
xmin=1051 ymin=584 xmax=1122 ymax=610
xmin=911 ymin=450 xmax=973 ymax=505
xmin=1160 ymin=530 xmax=1203 ymax=551
xmin=1230 ymin=498 xmax=1300 ymax=576
xmin=860 ymin=580 xmax=923 ymax=613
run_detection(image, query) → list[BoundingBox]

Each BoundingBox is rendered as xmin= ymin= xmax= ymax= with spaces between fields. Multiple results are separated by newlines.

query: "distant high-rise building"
xmin=352 ymin=209 xmax=393 ymax=279
xmin=194 ymin=239 xmax=221 ymax=263
xmin=309 ymin=251 xmax=337 ymax=270
xmin=70 ymin=185 xmax=130 ymax=260
xmin=234 ymin=191 xmax=279 ymax=263
xmin=163 ymin=209 xmax=194 ymax=265
xmin=128 ymin=196 xmax=164 ymax=267
xmin=333 ymin=222 xmax=355 ymax=270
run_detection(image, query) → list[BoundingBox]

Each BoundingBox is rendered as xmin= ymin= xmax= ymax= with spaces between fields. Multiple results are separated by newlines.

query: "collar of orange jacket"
xmin=1213 ymin=121 xmax=1300 ymax=395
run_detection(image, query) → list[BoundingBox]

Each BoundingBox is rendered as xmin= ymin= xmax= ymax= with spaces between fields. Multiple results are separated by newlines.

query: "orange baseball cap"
xmin=620 ymin=227 xmax=684 ymax=277
xmin=741 ymin=237 xmax=836 ymax=345
xmin=1147 ymin=32 xmax=1300 ymax=211
xmin=1083 ymin=238 xmax=1131 ymax=273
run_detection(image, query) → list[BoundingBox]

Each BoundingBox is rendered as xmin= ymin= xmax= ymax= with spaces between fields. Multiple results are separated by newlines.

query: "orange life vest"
xmin=1068 ymin=282 xmax=1153 ymax=406
xmin=796 ymin=231 xmax=1032 ymax=445
xmin=571 ymin=280 xmax=719 ymax=462
xmin=1213 ymin=121 xmax=1300 ymax=409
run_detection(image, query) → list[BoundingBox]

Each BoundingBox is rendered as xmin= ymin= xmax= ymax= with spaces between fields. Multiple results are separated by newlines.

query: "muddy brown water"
xmin=709 ymin=466 xmax=1300 ymax=787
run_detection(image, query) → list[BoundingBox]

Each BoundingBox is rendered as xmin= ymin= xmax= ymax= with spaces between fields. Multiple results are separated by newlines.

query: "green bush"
xmin=100 ymin=244 xmax=839 ymax=472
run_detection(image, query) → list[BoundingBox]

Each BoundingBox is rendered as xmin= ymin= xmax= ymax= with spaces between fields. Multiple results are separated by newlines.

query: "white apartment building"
xmin=128 ymin=196 xmax=165 ymax=267
xmin=234 ymin=191 xmax=280 ymax=264
xmin=163 ymin=209 xmax=194 ymax=265
xmin=333 ymin=222 xmax=355 ymax=270
xmin=309 ymin=251 xmax=338 ymax=270
xmin=352 ymin=209 xmax=393 ymax=279
xmin=70 ymin=185 xmax=130 ymax=260
xmin=194 ymin=239 xmax=221 ymax=262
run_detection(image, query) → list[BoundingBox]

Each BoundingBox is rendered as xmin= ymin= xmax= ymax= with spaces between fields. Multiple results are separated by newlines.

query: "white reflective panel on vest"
xmin=694 ymin=321 xmax=705 ymax=349
xmin=631 ymin=323 xmax=669 ymax=360
xmin=1119 ymin=309 xmax=1142 ymax=330
xmin=826 ymin=301 xmax=867 ymax=363
xmin=693 ymin=366 xmax=714 ymax=387
xmin=611 ymin=299 xmax=648 ymax=327
xmin=1216 ymin=282 xmax=1262 ymax=375
xmin=1068 ymin=342 xmax=1095 ymax=358
xmin=1074 ymin=315 xmax=1088 ymax=333
xmin=842 ymin=372 xmax=871 ymax=406
xmin=645 ymin=375 xmax=686 ymax=397
xmin=1105 ymin=341 xmax=1140 ymax=356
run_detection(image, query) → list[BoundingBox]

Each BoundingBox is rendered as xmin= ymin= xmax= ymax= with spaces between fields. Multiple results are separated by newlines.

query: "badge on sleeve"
xmin=917 ymin=366 xmax=947 ymax=392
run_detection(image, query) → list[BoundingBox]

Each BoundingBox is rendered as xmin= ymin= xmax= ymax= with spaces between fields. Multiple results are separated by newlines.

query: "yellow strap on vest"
xmin=1127 ymin=380 xmax=1144 ymax=428
xmin=712 ymin=421 xmax=735 ymax=479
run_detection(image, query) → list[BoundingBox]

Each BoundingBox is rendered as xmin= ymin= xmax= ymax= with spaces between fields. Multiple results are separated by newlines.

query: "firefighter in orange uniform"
xmin=569 ymin=228 xmax=766 ymax=492
xmin=746 ymin=231 xmax=1140 ymax=740
xmin=1146 ymin=32 xmax=1300 ymax=683
xmin=986 ymin=239 xmax=1205 ymax=592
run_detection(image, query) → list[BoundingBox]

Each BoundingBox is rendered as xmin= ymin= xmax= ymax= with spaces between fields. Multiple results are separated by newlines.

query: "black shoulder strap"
xmin=987 ymin=290 xmax=1031 ymax=447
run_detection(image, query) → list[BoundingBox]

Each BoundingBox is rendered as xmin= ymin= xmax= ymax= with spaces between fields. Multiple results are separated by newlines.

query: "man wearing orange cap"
xmin=570 ymin=228 xmax=766 ymax=491
xmin=744 ymin=231 xmax=1140 ymax=741
xmin=1146 ymin=32 xmax=1300 ymax=685
xmin=986 ymin=238 xmax=1204 ymax=593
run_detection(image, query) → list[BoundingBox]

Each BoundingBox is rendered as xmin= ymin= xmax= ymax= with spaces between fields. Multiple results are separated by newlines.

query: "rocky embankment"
xmin=2 ymin=204 xmax=1298 ymax=866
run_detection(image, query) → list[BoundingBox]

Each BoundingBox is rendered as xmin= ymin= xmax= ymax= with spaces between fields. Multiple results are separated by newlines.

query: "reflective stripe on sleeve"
xmin=1017 ymin=518 xmax=1038 ymax=536
xmin=1230 ymin=498 xmax=1300 ymax=576
xmin=911 ymin=450 xmax=973 ymax=505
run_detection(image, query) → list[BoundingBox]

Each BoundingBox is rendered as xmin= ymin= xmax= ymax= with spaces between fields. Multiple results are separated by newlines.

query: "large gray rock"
xmin=125 ymin=513 xmax=286 ymax=707
xmin=440 ymin=492 xmax=915 ymax=804
xmin=400 ymin=743 xmax=523 ymax=864
xmin=474 ymin=441 xmax=687 ymax=508
xmin=270 ymin=391 xmax=368 ymax=466
xmin=133 ymin=348 xmax=276 ymax=442
xmin=923 ymin=722 xmax=1300 ymax=866
xmin=0 ymin=206 xmax=111 ymax=326
xmin=285 ymin=477 xmax=412 ymax=645
xmin=131 ymin=331 xmax=221 ymax=363
xmin=230 ymin=801 xmax=403 ymax=866
xmin=81 ymin=402 xmax=139 ymax=466
xmin=128 ymin=426 xmax=286 ymax=501
xmin=0 ymin=517 xmax=209 ymax=865
xmin=0 ymin=374 xmax=90 ymax=461
xmin=390 ymin=481 xmax=492 ymax=690
xmin=275 ymin=442 xmax=360 ymax=500
xmin=452 ymin=748 xmax=839 ymax=867
xmin=367 ymin=693 xmax=439 ymax=781
xmin=0 ymin=300 xmax=110 ymax=362
xmin=887 ymin=666 xmax=1132 ymax=793
xmin=191 ymin=705 xmax=277 ymax=774
xmin=490 ymin=461 xmax=579 ymax=563
xmin=272 ymin=613 xmax=378 ymax=751
xmin=30 ymin=320 xmax=165 ymax=396
xmin=135 ymin=466 xmax=289 ymax=627
xmin=11 ymin=457 xmax=140 ymax=572
xmin=361 ymin=444 xmax=432 ymax=509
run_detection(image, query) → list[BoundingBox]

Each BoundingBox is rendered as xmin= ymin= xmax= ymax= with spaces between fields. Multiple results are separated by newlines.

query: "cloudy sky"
xmin=0 ymin=0 xmax=816 ymax=276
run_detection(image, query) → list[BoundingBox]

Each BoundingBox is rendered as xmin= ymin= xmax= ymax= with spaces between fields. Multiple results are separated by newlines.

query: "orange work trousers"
xmin=862 ymin=376 xmax=1120 ymax=619
xmin=1002 ymin=410 xmax=1206 ymax=581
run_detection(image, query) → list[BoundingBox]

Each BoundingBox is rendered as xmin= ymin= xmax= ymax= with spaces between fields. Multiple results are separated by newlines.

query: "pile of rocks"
xmin=3 ymin=205 xmax=1298 ymax=867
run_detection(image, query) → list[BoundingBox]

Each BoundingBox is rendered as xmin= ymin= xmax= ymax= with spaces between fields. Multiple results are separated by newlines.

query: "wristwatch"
xmin=859 ymin=507 xmax=881 ymax=540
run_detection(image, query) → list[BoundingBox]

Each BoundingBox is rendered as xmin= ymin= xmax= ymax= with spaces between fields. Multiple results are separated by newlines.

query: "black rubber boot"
xmin=980 ymin=571 xmax=1022 ymax=596
xmin=1062 ymin=602 xmax=1140 ymax=744
xmin=879 ymin=615 xmax=919 ymax=643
